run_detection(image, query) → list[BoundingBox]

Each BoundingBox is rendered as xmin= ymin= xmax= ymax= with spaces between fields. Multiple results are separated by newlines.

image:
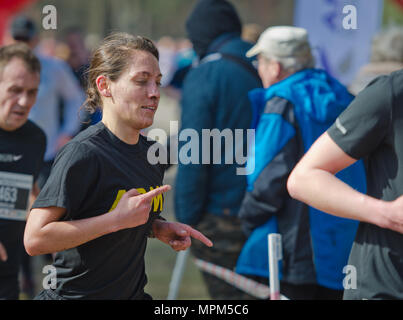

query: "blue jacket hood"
xmin=249 ymin=69 xmax=354 ymax=129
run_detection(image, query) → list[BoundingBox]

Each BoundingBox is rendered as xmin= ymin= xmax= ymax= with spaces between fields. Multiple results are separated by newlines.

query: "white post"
xmin=268 ymin=233 xmax=282 ymax=300
xmin=167 ymin=249 xmax=189 ymax=300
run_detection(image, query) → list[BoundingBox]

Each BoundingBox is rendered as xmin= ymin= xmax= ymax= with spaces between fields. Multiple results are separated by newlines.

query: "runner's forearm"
xmin=287 ymin=167 xmax=385 ymax=226
xmin=24 ymin=208 xmax=120 ymax=256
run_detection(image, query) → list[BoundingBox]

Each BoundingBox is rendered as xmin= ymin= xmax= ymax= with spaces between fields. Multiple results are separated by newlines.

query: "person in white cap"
xmin=236 ymin=26 xmax=367 ymax=300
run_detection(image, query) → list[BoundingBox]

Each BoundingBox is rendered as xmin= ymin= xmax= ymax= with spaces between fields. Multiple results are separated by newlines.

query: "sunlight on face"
xmin=107 ymin=50 xmax=162 ymax=131
xmin=0 ymin=58 xmax=40 ymax=131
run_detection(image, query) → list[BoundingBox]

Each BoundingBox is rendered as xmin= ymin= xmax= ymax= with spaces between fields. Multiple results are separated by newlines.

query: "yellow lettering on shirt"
xmin=109 ymin=189 xmax=126 ymax=212
xmin=108 ymin=186 xmax=163 ymax=213
xmin=149 ymin=186 xmax=163 ymax=212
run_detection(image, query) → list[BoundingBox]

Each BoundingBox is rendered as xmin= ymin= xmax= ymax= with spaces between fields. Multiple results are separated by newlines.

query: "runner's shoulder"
xmin=139 ymin=134 xmax=168 ymax=160
xmin=139 ymin=133 xmax=159 ymax=148
xmin=390 ymin=69 xmax=403 ymax=100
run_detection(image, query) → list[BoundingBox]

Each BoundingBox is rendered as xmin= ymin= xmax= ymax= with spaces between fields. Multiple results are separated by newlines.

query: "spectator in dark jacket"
xmin=174 ymin=0 xmax=262 ymax=299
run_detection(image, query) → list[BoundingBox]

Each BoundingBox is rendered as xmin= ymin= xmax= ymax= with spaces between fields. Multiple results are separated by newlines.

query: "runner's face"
xmin=0 ymin=58 xmax=40 ymax=131
xmin=108 ymin=50 xmax=161 ymax=130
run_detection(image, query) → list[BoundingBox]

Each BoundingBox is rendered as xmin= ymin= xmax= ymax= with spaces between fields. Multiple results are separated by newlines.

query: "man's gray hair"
xmin=371 ymin=26 xmax=403 ymax=63
xmin=262 ymin=42 xmax=315 ymax=74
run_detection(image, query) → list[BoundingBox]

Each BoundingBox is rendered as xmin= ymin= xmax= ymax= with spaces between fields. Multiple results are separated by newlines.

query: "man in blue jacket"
xmin=174 ymin=0 xmax=262 ymax=299
xmin=236 ymin=26 xmax=366 ymax=300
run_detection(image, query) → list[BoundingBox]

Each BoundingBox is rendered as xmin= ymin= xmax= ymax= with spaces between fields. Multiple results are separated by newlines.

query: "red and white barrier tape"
xmin=193 ymin=258 xmax=289 ymax=300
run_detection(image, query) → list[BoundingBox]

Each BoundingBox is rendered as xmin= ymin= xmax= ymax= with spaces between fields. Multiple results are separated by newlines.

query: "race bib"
xmin=0 ymin=171 xmax=33 ymax=221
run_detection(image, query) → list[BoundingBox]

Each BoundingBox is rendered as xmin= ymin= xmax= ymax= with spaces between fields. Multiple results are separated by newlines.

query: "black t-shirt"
xmin=328 ymin=69 xmax=403 ymax=299
xmin=32 ymin=122 xmax=166 ymax=299
xmin=0 ymin=120 xmax=46 ymax=277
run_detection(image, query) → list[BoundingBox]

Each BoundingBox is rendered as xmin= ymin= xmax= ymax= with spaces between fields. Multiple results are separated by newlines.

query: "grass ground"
xmin=144 ymin=239 xmax=210 ymax=300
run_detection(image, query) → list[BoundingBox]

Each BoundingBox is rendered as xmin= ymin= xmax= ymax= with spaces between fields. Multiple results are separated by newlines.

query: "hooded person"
xmin=235 ymin=26 xmax=367 ymax=300
xmin=185 ymin=0 xmax=242 ymax=60
xmin=174 ymin=0 xmax=262 ymax=300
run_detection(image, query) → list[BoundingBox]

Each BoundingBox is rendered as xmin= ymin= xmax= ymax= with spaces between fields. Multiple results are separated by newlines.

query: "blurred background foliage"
xmin=23 ymin=0 xmax=294 ymax=47
xmin=384 ymin=0 xmax=403 ymax=25
xmin=19 ymin=0 xmax=403 ymax=51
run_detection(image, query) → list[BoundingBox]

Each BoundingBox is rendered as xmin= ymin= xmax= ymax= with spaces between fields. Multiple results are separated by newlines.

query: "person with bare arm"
xmin=288 ymin=69 xmax=403 ymax=299
xmin=24 ymin=33 xmax=212 ymax=300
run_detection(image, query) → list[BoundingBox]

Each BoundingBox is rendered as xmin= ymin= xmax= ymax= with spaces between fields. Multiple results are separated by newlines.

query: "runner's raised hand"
xmin=112 ymin=185 xmax=171 ymax=230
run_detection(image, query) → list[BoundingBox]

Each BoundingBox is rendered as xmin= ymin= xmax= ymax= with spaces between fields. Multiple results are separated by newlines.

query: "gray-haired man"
xmin=0 ymin=43 xmax=46 ymax=299
xmin=236 ymin=26 xmax=366 ymax=300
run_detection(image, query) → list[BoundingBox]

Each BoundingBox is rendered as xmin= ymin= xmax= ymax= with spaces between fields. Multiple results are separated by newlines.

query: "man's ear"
xmin=271 ymin=60 xmax=282 ymax=79
xmin=96 ymin=75 xmax=111 ymax=98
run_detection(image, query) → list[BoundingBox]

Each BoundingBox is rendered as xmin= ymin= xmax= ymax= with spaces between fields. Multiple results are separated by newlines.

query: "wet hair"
xmin=0 ymin=43 xmax=40 ymax=76
xmin=83 ymin=32 xmax=159 ymax=114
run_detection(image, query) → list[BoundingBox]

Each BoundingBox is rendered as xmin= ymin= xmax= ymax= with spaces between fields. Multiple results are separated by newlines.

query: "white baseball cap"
xmin=246 ymin=26 xmax=311 ymax=58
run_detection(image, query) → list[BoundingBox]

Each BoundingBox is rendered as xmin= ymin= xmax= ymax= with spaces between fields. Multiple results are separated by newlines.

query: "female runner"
xmin=24 ymin=33 xmax=212 ymax=300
